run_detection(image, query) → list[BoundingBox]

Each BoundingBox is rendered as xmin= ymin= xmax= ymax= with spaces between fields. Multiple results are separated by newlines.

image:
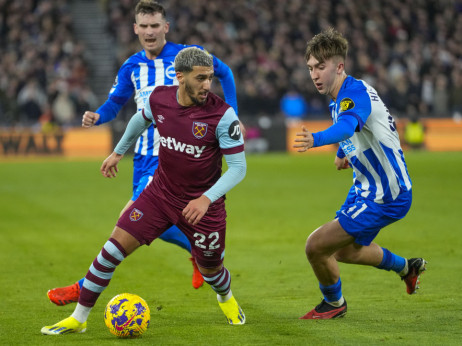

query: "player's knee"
xmin=197 ymin=263 xmax=222 ymax=276
xmin=305 ymin=233 xmax=321 ymax=262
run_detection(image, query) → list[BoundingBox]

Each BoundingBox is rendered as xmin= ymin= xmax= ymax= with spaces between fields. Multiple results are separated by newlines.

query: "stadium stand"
xmin=1 ymin=0 xmax=461 ymax=127
xmin=0 ymin=0 xmax=98 ymax=127
xmin=103 ymin=0 xmax=462 ymax=120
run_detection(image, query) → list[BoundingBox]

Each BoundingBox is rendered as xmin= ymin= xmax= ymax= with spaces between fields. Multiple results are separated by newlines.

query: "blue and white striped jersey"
xmin=333 ymin=76 xmax=412 ymax=204
xmin=96 ymin=41 xmax=238 ymax=157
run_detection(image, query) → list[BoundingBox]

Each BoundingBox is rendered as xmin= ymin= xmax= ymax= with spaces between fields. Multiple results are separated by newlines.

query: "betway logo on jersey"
xmin=160 ymin=136 xmax=206 ymax=158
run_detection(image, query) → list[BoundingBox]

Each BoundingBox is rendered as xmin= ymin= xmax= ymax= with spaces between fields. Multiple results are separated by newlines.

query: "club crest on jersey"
xmin=340 ymin=98 xmax=355 ymax=112
xmin=129 ymin=208 xmax=143 ymax=221
xmin=192 ymin=122 xmax=208 ymax=139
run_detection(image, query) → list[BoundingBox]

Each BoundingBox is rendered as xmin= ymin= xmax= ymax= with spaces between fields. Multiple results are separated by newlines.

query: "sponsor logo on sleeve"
xmin=129 ymin=208 xmax=143 ymax=221
xmin=192 ymin=122 xmax=208 ymax=139
xmin=228 ymin=120 xmax=241 ymax=140
xmin=339 ymin=98 xmax=355 ymax=112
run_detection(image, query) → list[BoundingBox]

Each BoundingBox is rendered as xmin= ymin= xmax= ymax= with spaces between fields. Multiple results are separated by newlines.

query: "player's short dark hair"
xmin=174 ymin=47 xmax=213 ymax=73
xmin=135 ymin=0 xmax=166 ymax=20
xmin=305 ymin=27 xmax=348 ymax=63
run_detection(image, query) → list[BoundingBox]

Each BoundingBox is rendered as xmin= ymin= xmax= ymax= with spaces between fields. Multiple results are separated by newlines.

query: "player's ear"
xmin=176 ymin=71 xmax=184 ymax=84
xmin=336 ymin=59 xmax=345 ymax=74
xmin=164 ymin=21 xmax=170 ymax=34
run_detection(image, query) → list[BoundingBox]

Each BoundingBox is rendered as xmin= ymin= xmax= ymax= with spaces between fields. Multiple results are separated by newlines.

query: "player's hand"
xmin=334 ymin=156 xmax=350 ymax=170
xmin=82 ymin=111 xmax=100 ymax=128
xmin=101 ymin=152 xmax=124 ymax=178
xmin=182 ymin=195 xmax=211 ymax=225
xmin=293 ymin=126 xmax=314 ymax=152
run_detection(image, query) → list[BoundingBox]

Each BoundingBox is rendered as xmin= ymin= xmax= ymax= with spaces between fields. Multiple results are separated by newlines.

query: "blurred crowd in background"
xmin=0 ymin=0 xmax=98 ymax=127
xmin=1 ymin=0 xmax=462 ymax=127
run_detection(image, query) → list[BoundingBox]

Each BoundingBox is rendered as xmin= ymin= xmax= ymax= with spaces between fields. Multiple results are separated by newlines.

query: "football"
xmin=104 ymin=293 xmax=150 ymax=338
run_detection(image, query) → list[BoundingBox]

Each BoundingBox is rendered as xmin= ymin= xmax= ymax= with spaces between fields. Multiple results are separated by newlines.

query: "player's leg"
xmin=42 ymin=190 xmax=171 ymax=335
xmin=41 ymin=227 xmax=141 ymax=335
xmin=300 ymin=219 xmax=352 ymax=319
xmin=199 ymin=263 xmax=245 ymax=325
xmin=177 ymin=203 xmax=244 ymax=325
xmin=335 ymin=190 xmax=426 ymax=294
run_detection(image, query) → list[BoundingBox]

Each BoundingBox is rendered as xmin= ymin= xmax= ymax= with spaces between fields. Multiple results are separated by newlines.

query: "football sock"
xmin=71 ymin=303 xmax=92 ymax=323
xmin=376 ymin=247 xmax=406 ymax=273
xmin=319 ymin=278 xmax=343 ymax=305
xmin=217 ymin=290 xmax=233 ymax=303
xmin=398 ymin=259 xmax=409 ymax=277
xmin=202 ymin=266 xmax=231 ymax=296
xmin=326 ymin=296 xmax=345 ymax=307
xmin=79 ymin=238 xmax=126 ymax=308
xmin=159 ymin=225 xmax=192 ymax=252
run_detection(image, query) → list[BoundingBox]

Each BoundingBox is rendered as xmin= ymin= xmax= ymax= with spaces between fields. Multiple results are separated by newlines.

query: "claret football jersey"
xmin=141 ymin=86 xmax=244 ymax=203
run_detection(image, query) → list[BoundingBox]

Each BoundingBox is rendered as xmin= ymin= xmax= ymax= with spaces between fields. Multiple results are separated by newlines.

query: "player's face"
xmin=134 ymin=12 xmax=169 ymax=59
xmin=307 ymin=55 xmax=344 ymax=99
xmin=180 ymin=66 xmax=214 ymax=106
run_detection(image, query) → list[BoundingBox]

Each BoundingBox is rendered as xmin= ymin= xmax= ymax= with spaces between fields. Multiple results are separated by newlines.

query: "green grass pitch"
xmin=1 ymin=151 xmax=461 ymax=345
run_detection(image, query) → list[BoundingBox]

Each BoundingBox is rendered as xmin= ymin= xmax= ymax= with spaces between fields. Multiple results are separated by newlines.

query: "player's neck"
xmin=144 ymin=41 xmax=167 ymax=60
xmin=331 ymin=73 xmax=347 ymax=101
xmin=176 ymin=89 xmax=193 ymax=107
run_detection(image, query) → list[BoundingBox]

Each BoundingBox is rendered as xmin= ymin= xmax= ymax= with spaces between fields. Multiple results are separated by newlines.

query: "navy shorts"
xmin=336 ymin=190 xmax=412 ymax=246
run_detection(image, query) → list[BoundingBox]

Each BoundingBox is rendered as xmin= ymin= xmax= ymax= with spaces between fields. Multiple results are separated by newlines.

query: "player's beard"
xmin=185 ymin=82 xmax=207 ymax=106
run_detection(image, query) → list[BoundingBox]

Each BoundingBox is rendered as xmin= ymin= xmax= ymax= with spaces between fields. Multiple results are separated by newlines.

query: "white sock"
xmin=71 ymin=303 xmax=92 ymax=324
xmin=399 ymin=259 xmax=409 ymax=277
xmin=326 ymin=296 xmax=345 ymax=307
xmin=217 ymin=290 xmax=233 ymax=303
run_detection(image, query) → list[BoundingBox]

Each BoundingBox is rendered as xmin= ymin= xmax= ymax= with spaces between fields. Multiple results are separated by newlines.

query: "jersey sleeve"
xmin=212 ymin=55 xmax=238 ymax=115
xmin=95 ymin=61 xmax=135 ymax=125
xmin=203 ymin=151 xmax=246 ymax=203
xmin=337 ymin=87 xmax=372 ymax=131
xmin=216 ymin=107 xmax=244 ymax=154
xmin=312 ymin=115 xmax=358 ymax=147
